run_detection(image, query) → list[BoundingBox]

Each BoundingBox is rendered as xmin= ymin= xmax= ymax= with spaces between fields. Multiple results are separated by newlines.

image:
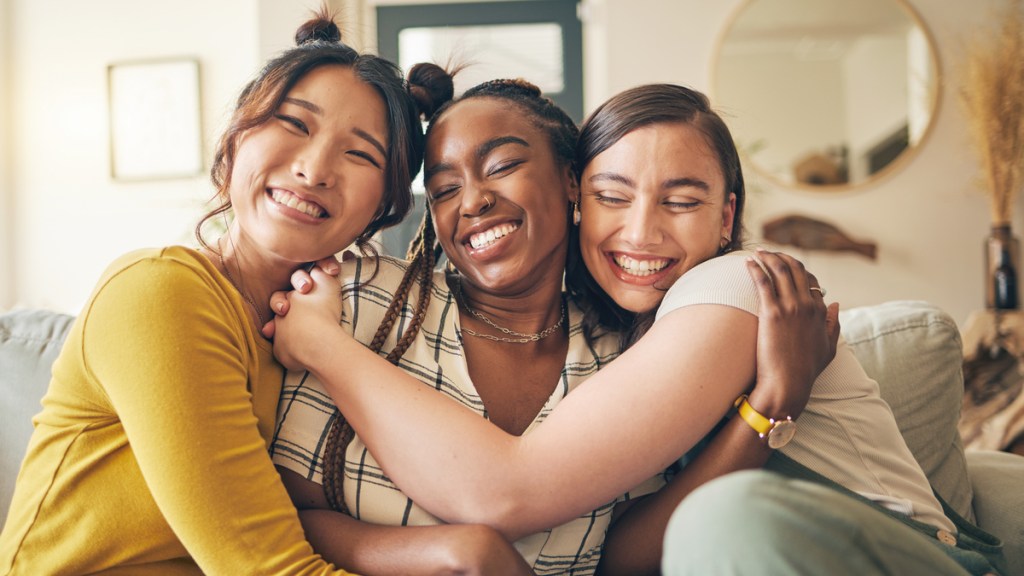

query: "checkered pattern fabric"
xmin=271 ymin=256 xmax=666 ymax=574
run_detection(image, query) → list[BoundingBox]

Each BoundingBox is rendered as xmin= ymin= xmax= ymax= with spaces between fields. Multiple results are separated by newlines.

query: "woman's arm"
xmin=596 ymin=253 xmax=840 ymax=576
xmin=272 ymin=253 xmax=832 ymax=539
xmin=87 ymin=256 xmax=343 ymax=575
xmin=278 ymin=466 xmax=534 ymax=575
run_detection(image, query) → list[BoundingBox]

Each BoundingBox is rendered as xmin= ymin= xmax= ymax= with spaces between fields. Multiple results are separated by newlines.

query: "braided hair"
xmin=321 ymin=63 xmax=452 ymax=514
xmin=320 ymin=77 xmax=581 ymax=514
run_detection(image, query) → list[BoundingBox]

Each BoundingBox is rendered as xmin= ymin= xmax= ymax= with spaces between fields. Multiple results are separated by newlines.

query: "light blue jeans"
xmin=662 ymin=470 xmax=1004 ymax=576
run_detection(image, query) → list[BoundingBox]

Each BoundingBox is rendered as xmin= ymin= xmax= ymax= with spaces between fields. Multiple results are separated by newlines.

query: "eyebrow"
xmin=283 ymin=97 xmax=387 ymax=159
xmin=477 ymin=136 xmax=529 ymax=159
xmin=423 ymin=135 xmax=530 ymax=183
xmin=588 ymin=172 xmax=711 ymax=192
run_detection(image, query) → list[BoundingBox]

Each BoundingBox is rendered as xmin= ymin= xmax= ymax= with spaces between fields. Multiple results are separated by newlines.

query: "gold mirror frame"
xmin=711 ymin=0 xmax=942 ymax=193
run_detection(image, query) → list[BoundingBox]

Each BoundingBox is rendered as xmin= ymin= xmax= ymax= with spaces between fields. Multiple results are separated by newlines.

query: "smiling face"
xmin=579 ymin=122 xmax=736 ymax=314
xmin=228 ymin=64 xmax=388 ymax=264
xmin=423 ymin=97 xmax=577 ymax=294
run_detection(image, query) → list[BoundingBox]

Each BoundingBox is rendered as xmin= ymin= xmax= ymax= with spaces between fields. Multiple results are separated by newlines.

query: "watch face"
xmin=767 ymin=419 xmax=796 ymax=449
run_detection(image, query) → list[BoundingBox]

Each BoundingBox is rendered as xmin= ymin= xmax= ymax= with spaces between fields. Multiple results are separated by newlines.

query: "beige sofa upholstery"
xmin=1 ymin=302 xmax=1022 ymax=572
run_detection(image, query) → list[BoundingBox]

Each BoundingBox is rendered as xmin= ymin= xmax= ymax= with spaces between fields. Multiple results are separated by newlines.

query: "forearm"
xmin=303 ymin=308 xmax=756 ymax=538
xmin=299 ymin=510 xmax=493 ymax=575
xmin=597 ymin=415 xmax=771 ymax=576
xmin=306 ymin=329 xmax=530 ymax=534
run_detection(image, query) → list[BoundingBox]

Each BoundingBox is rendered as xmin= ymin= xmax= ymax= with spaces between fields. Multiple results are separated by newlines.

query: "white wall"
xmin=2 ymin=0 xmax=1013 ymax=328
xmin=0 ymin=0 xmax=12 ymax=308
xmin=5 ymin=0 xmax=267 ymax=313
xmin=583 ymin=0 xmax=1011 ymax=327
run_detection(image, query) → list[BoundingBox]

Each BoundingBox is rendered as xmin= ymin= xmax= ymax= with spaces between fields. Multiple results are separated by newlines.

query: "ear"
xmin=721 ymin=192 xmax=737 ymax=239
xmin=563 ymin=164 xmax=580 ymax=203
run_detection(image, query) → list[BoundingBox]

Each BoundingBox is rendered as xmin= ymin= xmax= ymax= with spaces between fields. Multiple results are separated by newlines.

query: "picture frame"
xmin=107 ymin=58 xmax=202 ymax=181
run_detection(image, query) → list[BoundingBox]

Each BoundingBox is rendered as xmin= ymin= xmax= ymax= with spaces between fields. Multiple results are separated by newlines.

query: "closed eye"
xmin=486 ymin=159 xmax=523 ymax=178
xmin=348 ymin=150 xmax=382 ymax=169
xmin=428 ymin=183 xmax=461 ymax=200
xmin=664 ymin=200 xmax=701 ymax=210
xmin=593 ymin=192 xmax=628 ymax=206
xmin=275 ymin=114 xmax=308 ymax=134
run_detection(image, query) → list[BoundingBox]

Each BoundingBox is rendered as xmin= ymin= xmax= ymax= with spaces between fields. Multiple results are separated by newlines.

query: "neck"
xmin=452 ymin=271 xmax=566 ymax=337
xmin=214 ymin=230 xmax=296 ymax=330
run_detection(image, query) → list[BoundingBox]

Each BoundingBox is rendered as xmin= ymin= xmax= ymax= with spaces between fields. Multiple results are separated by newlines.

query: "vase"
xmin=985 ymin=224 xmax=1020 ymax=310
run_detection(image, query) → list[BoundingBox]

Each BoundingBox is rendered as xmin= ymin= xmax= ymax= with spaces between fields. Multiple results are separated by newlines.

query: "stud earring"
xmin=572 ymin=201 xmax=581 ymax=226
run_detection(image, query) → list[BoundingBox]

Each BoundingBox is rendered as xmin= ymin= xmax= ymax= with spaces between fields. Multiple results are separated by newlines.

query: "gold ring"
xmin=810 ymin=286 xmax=826 ymax=297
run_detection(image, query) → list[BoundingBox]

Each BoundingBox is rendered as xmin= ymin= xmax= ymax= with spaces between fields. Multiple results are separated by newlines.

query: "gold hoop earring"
xmin=572 ymin=201 xmax=581 ymax=226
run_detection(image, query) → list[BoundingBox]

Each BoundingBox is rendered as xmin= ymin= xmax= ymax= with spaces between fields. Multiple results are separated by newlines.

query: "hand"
xmin=442 ymin=524 xmax=535 ymax=576
xmin=745 ymin=249 xmax=840 ymax=419
xmin=270 ymin=266 xmax=345 ymax=370
xmin=262 ymin=256 xmax=341 ymax=339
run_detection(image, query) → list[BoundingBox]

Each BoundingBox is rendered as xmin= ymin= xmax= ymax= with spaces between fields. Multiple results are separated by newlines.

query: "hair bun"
xmin=407 ymin=63 xmax=455 ymax=121
xmin=295 ymin=13 xmax=342 ymax=45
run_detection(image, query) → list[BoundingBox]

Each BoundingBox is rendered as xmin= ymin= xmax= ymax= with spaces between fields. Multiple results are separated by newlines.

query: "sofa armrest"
xmin=839 ymin=301 xmax=974 ymax=520
xmin=0 ymin=308 xmax=75 ymax=524
xmin=966 ymin=450 xmax=1024 ymax=576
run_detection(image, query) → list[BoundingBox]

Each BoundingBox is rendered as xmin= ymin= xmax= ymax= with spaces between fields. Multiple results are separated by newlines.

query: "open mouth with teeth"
xmin=271 ymin=189 xmax=327 ymax=219
xmin=467 ymin=223 xmax=520 ymax=250
xmin=612 ymin=254 xmax=672 ymax=277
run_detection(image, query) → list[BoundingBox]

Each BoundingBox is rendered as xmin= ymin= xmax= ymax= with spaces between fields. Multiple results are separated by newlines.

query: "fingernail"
xmin=297 ymin=278 xmax=309 ymax=291
xmin=746 ymin=256 xmax=755 ymax=262
xmin=755 ymin=247 xmax=767 ymax=253
xmin=275 ymin=302 xmax=285 ymax=313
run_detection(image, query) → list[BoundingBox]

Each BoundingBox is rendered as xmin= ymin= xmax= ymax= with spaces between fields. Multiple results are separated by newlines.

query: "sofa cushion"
xmin=839 ymin=300 xmax=974 ymax=522
xmin=966 ymin=449 xmax=1024 ymax=575
xmin=0 ymin=309 xmax=75 ymax=524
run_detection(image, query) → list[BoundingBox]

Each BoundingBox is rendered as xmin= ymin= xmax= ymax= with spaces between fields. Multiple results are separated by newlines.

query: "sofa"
xmin=2 ymin=302 xmax=1023 ymax=572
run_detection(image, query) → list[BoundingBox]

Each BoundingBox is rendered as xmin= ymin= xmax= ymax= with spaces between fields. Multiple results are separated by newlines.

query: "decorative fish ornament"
xmin=761 ymin=214 xmax=877 ymax=260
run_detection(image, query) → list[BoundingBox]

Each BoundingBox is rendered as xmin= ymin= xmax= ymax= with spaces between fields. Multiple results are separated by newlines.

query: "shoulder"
xmin=84 ymin=246 xmax=236 ymax=334
xmin=339 ymin=254 xmax=411 ymax=295
xmin=655 ymin=251 xmax=759 ymax=321
xmin=96 ymin=246 xmax=218 ymax=300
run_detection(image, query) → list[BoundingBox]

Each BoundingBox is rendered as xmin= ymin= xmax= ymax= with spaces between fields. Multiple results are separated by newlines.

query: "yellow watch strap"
xmin=734 ymin=394 xmax=773 ymax=436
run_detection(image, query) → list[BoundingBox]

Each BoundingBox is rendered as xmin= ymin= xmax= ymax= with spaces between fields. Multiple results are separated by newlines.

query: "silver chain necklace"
xmin=453 ymin=276 xmax=565 ymax=344
xmin=216 ymin=241 xmax=267 ymax=328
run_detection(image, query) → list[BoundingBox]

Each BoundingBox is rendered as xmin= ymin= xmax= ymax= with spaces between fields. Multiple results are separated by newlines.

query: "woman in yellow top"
xmin=0 ymin=10 xmax=526 ymax=575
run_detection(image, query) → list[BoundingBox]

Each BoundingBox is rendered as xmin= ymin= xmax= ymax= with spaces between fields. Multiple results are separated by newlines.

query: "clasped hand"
xmin=263 ymin=257 xmax=346 ymax=371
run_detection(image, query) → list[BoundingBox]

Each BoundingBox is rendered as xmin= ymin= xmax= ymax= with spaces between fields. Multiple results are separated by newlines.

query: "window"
xmin=376 ymin=0 xmax=582 ymax=258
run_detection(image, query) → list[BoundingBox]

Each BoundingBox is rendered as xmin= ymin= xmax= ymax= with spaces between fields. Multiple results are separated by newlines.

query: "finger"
xmin=755 ymin=249 xmax=799 ymax=306
xmin=291 ymin=269 xmax=313 ymax=293
xmin=262 ymin=318 xmax=276 ymax=339
xmin=309 ymin=265 xmax=337 ymax=289
xmin=775 ymin=252 xmax=812 ymax=298
xmin=825 ymin=302 xmax=841 ymax=351
xmin=745 ymin=256 xmax=777 ymax=307
xmin=316 ymin=256 xmax=340 ymax=276
xmin=270 ymin=291 xmax=290 ymax=316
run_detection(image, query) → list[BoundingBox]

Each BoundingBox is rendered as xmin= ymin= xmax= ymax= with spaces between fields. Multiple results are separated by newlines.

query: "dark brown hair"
xmin=372 ymin=77 xmax=580 ymax=362
xmin=195 ymin=7 xmax=431 ymax=253
xmin=566 ymin=84 xmax=747 ymax=346
xmin=320 ymin=63 xmax=457 ymax=516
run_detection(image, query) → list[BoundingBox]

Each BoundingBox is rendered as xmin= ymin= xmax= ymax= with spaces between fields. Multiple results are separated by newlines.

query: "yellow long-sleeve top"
xmin=0 ymin=246 xmax=349 ymax=575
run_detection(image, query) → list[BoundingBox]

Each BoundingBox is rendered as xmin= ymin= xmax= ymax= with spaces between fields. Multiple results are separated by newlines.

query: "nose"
xmin=292 ymin=141 xmax=336 ymax=188
xmin=620 ymin=202 xmax=662 ymax=248
xmin=459 ymin=180 xmax=495 ymax=218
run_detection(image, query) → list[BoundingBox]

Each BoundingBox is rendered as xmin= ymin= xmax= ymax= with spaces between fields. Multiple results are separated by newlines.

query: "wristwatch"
xmin=733 ymin=394 xmax=796 ymax=449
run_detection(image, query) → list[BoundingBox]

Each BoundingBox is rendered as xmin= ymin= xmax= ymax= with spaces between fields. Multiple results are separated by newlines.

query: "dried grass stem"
xmin=961 ymin=0 xmax=1024 ymax=225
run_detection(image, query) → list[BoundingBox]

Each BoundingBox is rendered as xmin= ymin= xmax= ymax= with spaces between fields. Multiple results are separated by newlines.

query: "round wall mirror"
xmin=712 ymin=0 xmax=940 ymax=191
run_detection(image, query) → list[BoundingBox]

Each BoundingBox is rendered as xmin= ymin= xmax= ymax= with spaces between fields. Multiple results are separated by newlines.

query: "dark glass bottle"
xmin=986 ymin=224 xmax=1021 ymax=310
xmin=995 ymin=247 xmax=1019 ymax=309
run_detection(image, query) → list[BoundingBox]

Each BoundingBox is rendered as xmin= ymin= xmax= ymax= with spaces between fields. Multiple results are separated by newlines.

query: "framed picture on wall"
xmin=107 ymin=58 xmax=202 ymax=181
